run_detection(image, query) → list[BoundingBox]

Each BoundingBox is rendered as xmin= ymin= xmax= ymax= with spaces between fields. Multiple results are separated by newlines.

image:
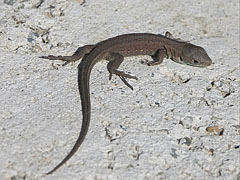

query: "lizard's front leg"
xmin=40 ymin=45 xmax=95 ymax=65
xmin=106 ymin=52 xmax=138 ymax=90
xmin=141 ymin=49 xmax=166 ymax=66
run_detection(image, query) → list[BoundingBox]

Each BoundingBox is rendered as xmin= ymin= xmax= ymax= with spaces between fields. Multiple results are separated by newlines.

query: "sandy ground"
xmin=0 ymin=0 xmax=239 ymax=179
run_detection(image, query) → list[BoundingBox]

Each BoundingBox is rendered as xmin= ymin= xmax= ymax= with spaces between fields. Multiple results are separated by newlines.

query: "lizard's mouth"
xmin=171 ymin=57 xmax=212 ymax=67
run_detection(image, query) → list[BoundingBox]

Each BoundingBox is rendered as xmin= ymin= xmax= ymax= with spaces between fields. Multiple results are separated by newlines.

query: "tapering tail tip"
xmin=45 ymin=168 xmax=56 ymax=175
xmin=45 ymin=165 xmax=62 ymax=175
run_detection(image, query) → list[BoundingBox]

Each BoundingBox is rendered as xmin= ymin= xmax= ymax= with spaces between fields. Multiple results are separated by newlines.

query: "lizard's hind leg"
xmin=106 ymin=52 xmax=138 ymax=90
xmin=40 ymin=45 xmax=95 ymax=66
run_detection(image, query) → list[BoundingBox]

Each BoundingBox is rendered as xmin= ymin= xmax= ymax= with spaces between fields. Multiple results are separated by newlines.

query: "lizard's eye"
xmin=193 ymin=60 xmax=199 ymax=64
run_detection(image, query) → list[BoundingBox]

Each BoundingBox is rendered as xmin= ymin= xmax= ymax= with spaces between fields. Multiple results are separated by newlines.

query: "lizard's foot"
xmin=109 ymin=70 xmax=138 ymax=90
xmin=40 ymin=55 xmax=79 ymax=66
xmin=141 ymin=49 xmax=165 ymax=66
xmin=40 ymin=55 xmax=60 ymax=60
xmin=40 ymin=45 xmax=95 ymax=66
xmin=40 ymin=55 xmax=78 ymax=61
xmin=118 ymin=76 xmax=135 ymax=90
xmin=141 ymin=59 xmax=159 ymax=66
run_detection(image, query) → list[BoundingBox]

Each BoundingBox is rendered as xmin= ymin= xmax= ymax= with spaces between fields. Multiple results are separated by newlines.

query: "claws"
xmin=40 ymin=55 xmax=79 ymax=62
xmin=40 ymin=55 xmax=80 ymax=66
xmin=109 ymin=71 xmax=137 ymax=90
xmin=140 ymin=59 xmax=155 ymax=66
xmin=40 ymin=55 xmax=71 ymax=66
xmin=146 ymin=61 xmax=159 ymax=66
xmin=118 ymin=75 xmax=134 ymax=90
xmin=39 ymin=55 xmax=62 ymax=60
xmin=109 ymin=73 xmax=113 ymax=80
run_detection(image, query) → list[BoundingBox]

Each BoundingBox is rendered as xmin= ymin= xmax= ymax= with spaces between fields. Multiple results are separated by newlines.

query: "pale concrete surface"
xmin=0 ymin=0 xmax=239 ymax=179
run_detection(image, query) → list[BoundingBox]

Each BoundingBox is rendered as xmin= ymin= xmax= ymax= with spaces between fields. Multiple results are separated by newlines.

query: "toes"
xmin=39 ymin=55 xmax=61 ymax=60
xmin=109 ymin=73 xmax=113 ymax=80
xmin=119 ymin=76 xmax=134 ymax=90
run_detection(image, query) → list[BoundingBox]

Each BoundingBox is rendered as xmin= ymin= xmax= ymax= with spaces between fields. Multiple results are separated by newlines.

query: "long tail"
xmin=46 ymin=60 xmax=91 ymax=175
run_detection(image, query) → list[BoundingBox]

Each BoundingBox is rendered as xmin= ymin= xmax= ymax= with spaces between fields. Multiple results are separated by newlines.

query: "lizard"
xmin=40 ymin=32 xmax=212 ymax=174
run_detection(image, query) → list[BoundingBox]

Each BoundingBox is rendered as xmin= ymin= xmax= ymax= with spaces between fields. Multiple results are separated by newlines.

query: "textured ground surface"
xmin=0 ymin=0 xmax=239 ymax=179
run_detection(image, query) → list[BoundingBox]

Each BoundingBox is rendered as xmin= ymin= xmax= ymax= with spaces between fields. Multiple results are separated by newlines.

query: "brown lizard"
xmin=40 ymin=32 xmax=212 ymax=174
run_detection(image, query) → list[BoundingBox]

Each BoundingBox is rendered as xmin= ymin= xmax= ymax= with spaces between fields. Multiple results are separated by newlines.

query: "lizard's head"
xmin=177 ymin=44 xmax=212 ymax=67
